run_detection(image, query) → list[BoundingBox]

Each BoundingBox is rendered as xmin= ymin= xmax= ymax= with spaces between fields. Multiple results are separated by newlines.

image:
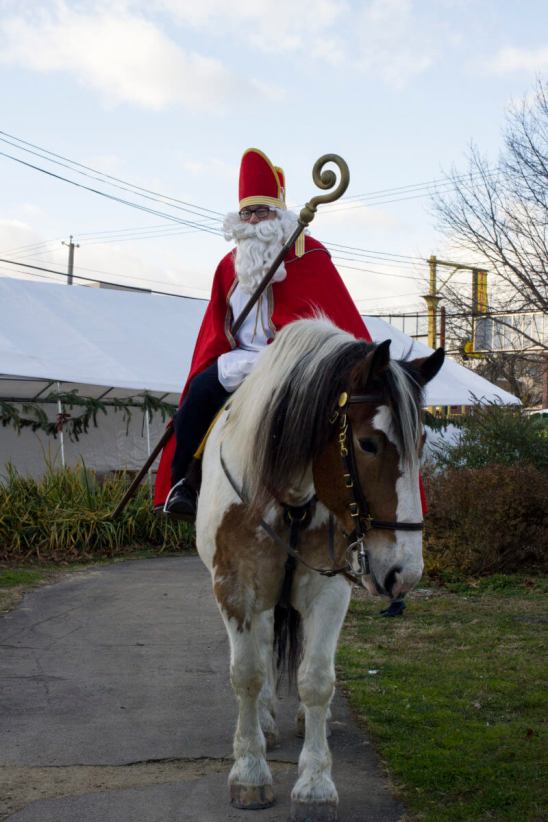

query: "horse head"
xmin=313 ymin=339 xmax=444 ymax=598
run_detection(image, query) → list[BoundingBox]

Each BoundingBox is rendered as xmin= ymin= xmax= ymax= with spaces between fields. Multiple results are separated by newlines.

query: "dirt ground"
xmin=0 ymin=759 xmax=298 ymax=820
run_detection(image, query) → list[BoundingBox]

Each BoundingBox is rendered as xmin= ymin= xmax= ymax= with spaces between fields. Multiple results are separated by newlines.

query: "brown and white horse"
xmin=196 ymin=318 xmax=444 ymax=821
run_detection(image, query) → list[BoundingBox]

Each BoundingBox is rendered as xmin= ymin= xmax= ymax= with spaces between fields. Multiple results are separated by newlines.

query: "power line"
xmin=78 ymin=222 xmax=194 ymax=241
xmin=0 ymin=257 xmax=210 ymax=300
xmin=330 ymin=252 xmax=424 ymax=272
xmin=0 ymin=254 xmax=212 ymax=296
xmin=0 ymin=150 xmax=225 ymax=237
xmin=322 ymin=169 xmax=501 ymax=213
xmin=80 ymin=227 xmax=203 ymax=247
xmin=59 ymin=261 xmax=210 ymax=294
xmin=355 ymin=291 xmax=423 ymax=304
xmin=0 ymin=256 xmax=421 ymax=308
xmin=76 ymin=221 xmax=177 ymax=239
xmin=326 ymin=241 xmax=423 ymax=262
xmin=331 ymin=168 xmax=499 ymax=204
xmin=0 ymin=131 xmax=458 ymax=271
xmin=3 ymin=128 xmax=499 ymax=220
xmin=0 ymin=131 xmax=484 ymax=287
xmin=1 ymin=238 xmax=62 ymax=257
xmin=333 ymin=260 xmax=426 ymax=282
xmin=7 ymin=257 xmax=525 ymax=319
xmin=321 ymin=184 xmax=484 ymax=213
xmin=0 ymin=130 xmax=224 ymax=221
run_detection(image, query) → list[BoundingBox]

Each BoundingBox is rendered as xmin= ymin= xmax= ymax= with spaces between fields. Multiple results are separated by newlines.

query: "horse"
xmin=195 ymin=317 xmax=444 ymax=821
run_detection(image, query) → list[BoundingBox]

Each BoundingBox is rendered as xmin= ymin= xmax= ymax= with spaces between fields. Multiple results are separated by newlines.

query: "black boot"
xmin=164 ymin=459 xmax=202 ymax=522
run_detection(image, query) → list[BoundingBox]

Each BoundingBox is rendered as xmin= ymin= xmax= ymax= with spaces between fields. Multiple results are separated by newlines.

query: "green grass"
xmin=0 ymin=568 xmax=45 ymax=587
xmin=338 ymin=576 xmax=547 ymax=821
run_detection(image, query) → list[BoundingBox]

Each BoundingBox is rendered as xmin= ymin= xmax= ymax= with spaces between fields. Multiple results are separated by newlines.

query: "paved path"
xmin=0 ymin=556 xmax=404 ymax=821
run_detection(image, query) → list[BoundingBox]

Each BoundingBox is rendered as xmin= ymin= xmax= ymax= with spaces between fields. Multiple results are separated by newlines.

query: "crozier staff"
xmin=156 ymin=147 xmax=372 ymax=519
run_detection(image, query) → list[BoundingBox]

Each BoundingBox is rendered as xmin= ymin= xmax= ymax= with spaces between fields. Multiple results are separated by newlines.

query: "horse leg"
xmin=290 ymin=576 xmax=352 ymax=822
xmin=256 ymin=609 xmax=279 ymax=749
xmin=296 ymin=703 xmax=331 ymax=738
xmin=222 ymin=613 xmax=275 ymax=810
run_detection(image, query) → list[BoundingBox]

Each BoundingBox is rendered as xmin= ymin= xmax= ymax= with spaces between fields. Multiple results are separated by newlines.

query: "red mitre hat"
xmin=239 ymin=148 xmax=286 ymax=210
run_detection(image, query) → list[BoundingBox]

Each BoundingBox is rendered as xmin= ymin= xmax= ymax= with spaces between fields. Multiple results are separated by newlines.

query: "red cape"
xmin=154 ymin=237 xmax=371 ymax=506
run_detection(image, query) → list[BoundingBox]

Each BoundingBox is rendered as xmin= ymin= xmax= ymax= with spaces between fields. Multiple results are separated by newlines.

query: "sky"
xmin=0 ymin=0 xmax=546 ymax=316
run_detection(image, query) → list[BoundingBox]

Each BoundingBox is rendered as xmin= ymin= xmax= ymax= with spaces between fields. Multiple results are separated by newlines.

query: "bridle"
xmin=219 ymin=388 xmax=424 ymax=583
xmin=329 ymin=390 xmax=424 ymax=577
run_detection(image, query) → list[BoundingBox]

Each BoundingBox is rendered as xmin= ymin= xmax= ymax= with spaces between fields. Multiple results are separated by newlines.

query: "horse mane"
xmin=224 ymin=317 xmax=424 ymax=511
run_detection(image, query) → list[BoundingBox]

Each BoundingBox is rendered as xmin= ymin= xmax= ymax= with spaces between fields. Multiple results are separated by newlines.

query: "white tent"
xmin=0 ymin=278 xmax=519 ymax=477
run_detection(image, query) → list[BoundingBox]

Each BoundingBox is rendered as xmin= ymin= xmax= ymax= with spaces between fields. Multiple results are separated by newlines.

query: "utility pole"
xmin=439 ymin=305 xmax=446 ymax=348
xmin=422 ymin=255 xmax=441 ymax=348
xmin=423 ymin=256 xmax=488 ymax=352
xmin=62 ymin=235 xmax=79 ymax=285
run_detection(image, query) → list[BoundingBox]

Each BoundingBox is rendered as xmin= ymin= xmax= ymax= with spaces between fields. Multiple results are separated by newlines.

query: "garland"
xmin=0 ymin=390 xmax=177 ymax=442
xmin=1 ymin=393 xmax=466 ymax=441
xmin=423 ymin=410 xmax=464 ymax=430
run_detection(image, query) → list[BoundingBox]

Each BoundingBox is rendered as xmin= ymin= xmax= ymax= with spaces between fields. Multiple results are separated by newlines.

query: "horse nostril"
xmin=384 ymin=567 xmax=402 ymax=598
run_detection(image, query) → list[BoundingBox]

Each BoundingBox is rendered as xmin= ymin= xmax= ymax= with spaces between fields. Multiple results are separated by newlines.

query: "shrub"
xmin=424 ymin=463 xmax=547 ymax=575
xmin=0 ymin=464 xmax=194 ymax=563
xmin=429 ymin=404 xmax=547 ymax=472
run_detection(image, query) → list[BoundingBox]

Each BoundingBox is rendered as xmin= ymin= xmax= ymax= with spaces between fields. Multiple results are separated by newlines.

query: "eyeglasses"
xmin=239 ymin=206 xmax=274 ymax=221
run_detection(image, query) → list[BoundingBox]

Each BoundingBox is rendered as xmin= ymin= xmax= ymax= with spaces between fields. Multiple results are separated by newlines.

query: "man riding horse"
xmin=151 ymin=151 xmax=442 ymax=816
xmin=154 ymin=147 xmax=373 ymax=518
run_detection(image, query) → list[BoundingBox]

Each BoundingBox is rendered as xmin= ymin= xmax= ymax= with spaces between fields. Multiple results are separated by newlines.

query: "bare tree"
xmin=434 ymin=80 xmax=547 ymax=317
xmin=432 ymin=80 xmax=547 ymax=405
xmin=437 ymin=286 xmax=545 ymax=405
xmin=473 ymin=352 xmax=545 ymax=407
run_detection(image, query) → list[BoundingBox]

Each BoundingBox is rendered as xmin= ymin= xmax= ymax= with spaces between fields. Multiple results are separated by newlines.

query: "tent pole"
xmin=110 ymin=426 xmax=172 ymax=519
xmin=56 ymin=382 xmax=66 ymax=469
xmin=145 ymin=409 xmax=153 ymax=496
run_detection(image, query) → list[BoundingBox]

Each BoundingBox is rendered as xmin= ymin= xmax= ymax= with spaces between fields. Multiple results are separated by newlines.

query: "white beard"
xmin=223 ymin=209 xmax=300 ymax=295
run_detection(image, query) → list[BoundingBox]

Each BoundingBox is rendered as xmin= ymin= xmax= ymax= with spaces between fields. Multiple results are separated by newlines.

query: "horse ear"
xmin=410 ymin=347 xmax=445 ymax=385
xmin=370 ymin=339 xmax=391 ymax=378
xmin=351 ymin=339 xmax=391 ymax=388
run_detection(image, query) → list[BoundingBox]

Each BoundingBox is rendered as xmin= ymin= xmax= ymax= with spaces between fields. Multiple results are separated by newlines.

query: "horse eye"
xmin=359 ymin=438 xmax=378 ymax=454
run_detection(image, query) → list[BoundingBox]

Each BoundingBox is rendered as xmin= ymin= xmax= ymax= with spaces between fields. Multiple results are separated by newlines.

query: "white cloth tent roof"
xmin=0 ymin=278 xmax=519 ymax=406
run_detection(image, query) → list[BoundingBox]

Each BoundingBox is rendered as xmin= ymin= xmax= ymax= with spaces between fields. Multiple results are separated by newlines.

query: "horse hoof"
xmin=230 ymin=783 xmax=275 ymax=809
xmin=290 ymin=799 xmax=338 ymax=822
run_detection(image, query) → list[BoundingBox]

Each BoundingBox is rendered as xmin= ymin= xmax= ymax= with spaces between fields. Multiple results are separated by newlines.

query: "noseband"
xmin=332 ymin=391 xmax=424 ymax=576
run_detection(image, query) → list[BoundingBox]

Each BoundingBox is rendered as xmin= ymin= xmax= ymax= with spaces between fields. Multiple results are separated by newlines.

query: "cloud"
xmin=485 ymin=46 xmax=548 ymax=75
xmin=250 ymin=79 xmax=286 ymax=103
xmin=0 ymin=218 xmax=40 ymax=253
xmin=153 ymin=0 xmax=347 ymax=55
xmin=0 ymin=215 xmax=217 ymax=296
xmin=181 ymin=157 xmax=238 ymax=182
xmin=0 ymin=4 xmax=239 ymax=111
xmin=0 ymin=219 xmax=61 ymax=282
xmin=355 ymin=0 xmax=440 ymax=89
xmin=315 ymin=202 xmax=406 ymax=233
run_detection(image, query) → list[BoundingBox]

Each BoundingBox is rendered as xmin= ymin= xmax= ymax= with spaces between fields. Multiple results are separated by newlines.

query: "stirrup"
xmin=163 ymin=478 xmax=185 ymax=514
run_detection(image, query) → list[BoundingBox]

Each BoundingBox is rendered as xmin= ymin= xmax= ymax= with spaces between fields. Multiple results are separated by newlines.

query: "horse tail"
xmin=273 ymin=556 xmax=302 ymax=687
